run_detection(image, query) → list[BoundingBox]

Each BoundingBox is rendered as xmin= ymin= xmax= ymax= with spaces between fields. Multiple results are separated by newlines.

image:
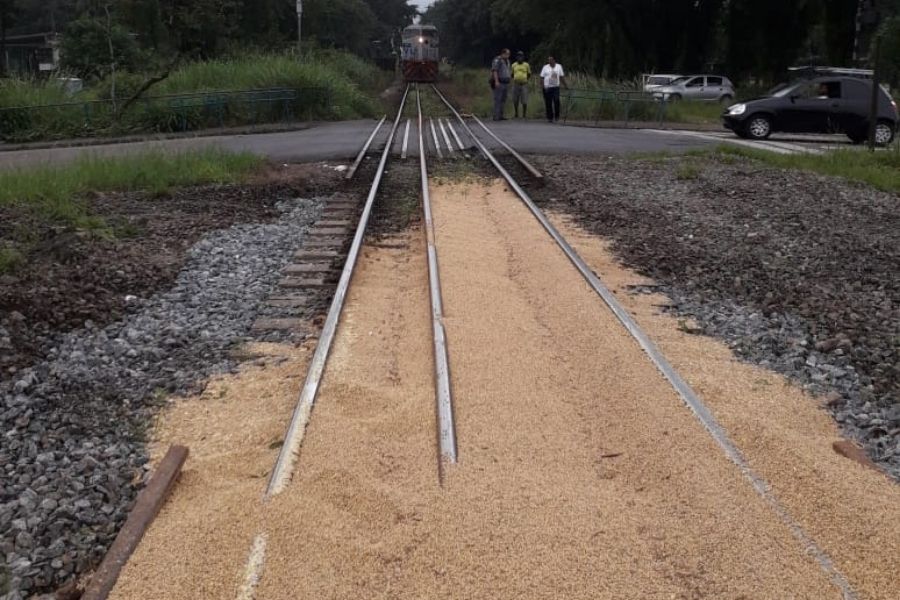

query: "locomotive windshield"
xmin=402 ymin=26 xmax=439 ymax=45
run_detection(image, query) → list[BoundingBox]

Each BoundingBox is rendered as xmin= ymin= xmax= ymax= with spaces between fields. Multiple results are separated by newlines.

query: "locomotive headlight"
xmin=727 ymin=103 xmax=747 ymax=116
xmin=418 ymin=37 xmax=424 ymax=43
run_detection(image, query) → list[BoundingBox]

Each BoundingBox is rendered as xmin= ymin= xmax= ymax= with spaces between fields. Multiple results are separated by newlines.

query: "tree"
xmin=60 ymin=15 xmax=140 ymax=79
xmin=303 ymin=0 xmax=379 ymax=55
xmin=0 ymin=0 xmax=21 ymax=76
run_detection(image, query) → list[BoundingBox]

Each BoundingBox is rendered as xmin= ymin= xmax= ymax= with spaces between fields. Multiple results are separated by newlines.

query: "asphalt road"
xmin=0 ymin=120 xmax=714 ymax=170
xmin=0 ymin=118 xmax=853 ymax=171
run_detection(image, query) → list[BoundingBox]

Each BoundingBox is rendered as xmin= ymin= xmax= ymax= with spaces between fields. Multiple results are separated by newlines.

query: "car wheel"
xmin=875 ymin=120 xmax=895 ymax=145
xmin=745 ymin=114 xmax=772 ymax=140
xmin=719 ymin=95 xmax=733 ymax=105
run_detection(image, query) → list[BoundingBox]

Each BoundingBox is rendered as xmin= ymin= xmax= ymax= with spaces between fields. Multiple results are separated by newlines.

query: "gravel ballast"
xmin=0 ymin=198 xmax=321 ymax=599
xmin=528 ymin=153 xmax=899 ymax=478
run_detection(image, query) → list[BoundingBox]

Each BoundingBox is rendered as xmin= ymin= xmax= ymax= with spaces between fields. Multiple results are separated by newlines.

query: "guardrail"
xmin=0 ymin=87 xmax=334 ymax=142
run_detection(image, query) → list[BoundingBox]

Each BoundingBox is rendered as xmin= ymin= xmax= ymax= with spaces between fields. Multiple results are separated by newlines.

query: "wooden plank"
xmin=316 ymin=219 xmax=352 ymax=227
xmin=252 ymin=318 xmax=307 ymax=331
xmin=278 ymin=277 xmax=332 ymax=289
xmin=304 ymin=238 xmax=346 ymax=249
xmin=293 ymin=249 xmax=344 ymax=260
xmin=282 ymin=263 xmax=333 ymax=275
xmin=833 ymin=440 xmax=883 ymax=474
xmin=81 ymin=445 xmax=189 ymax=600
xmin=267 ymin=297 xmax=312 ymax=308
xmin=307 ymin=227 xmax=349 ymax=237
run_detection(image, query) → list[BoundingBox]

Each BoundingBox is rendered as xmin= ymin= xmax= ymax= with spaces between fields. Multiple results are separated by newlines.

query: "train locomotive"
xmin=401 ymin=25 xmax=439 ymax=83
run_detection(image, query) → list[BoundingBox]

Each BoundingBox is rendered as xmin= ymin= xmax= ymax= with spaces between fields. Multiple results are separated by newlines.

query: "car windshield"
xmin=667 ymin=76 xmax=689 ymax=86
xmin=771 ymin=82 xmax=805 ymax=97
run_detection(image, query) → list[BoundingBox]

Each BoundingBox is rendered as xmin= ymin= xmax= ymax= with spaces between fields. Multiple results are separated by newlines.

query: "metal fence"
xmin=560 ymin=88 xmax=671 ymax=126
xmin=0 ymin=87 xmax=334 ymax=142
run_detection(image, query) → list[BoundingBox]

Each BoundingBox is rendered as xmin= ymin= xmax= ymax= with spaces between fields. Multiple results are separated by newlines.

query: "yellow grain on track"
xmin=111 ymin=179 xmax=900 ymax=600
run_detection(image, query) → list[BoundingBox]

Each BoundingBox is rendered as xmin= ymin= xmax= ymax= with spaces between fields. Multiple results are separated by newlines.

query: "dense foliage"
xmin=2 ymin=0 xmax=416 ymax=68
xmin=425 ymin=0 xmax=900 ymax=85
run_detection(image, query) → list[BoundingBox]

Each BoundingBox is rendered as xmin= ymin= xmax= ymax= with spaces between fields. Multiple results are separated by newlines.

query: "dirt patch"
xmin=0 ymin=163 xmax=341 ymax=381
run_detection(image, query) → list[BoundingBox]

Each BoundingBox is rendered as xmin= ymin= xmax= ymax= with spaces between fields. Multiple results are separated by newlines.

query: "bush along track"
xmin=0 ymin=51 xmax=384 ymax=143
xmin=0 ymin=159 xmax=349 ymax=598
xmin=528 ymin=152 xmax=900 ymax=478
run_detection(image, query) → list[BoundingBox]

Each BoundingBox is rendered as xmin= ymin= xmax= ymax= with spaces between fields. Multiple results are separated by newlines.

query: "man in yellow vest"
xmin=511 ymin=51 xmax=532 ymax=119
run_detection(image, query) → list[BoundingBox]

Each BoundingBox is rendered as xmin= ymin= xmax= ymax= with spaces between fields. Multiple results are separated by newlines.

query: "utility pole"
xmin=296 ymin=0 xmax=303 ymax=53
xmin=867 ymin=36 xmax=880 ymax=151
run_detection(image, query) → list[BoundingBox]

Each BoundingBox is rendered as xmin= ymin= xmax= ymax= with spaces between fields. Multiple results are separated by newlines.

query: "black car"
xmin=722 ymin=76 xmax=898 ymax=144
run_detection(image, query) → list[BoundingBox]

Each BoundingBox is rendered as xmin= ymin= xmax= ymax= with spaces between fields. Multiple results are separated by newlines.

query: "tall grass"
xmin=0 ymin=148 xmax=265 ymax=226
xmin=718 ymin=145 xmax=900 ymax=193
xmin=0 ymin=50 xmax=384 ymax=141
xmin=0 ymin=78 xmax=75 ymax=108
xmin=156 ymin=53 xmax=379 ymax=119
xmin=440 ymin=67 xmax=727 ymax=124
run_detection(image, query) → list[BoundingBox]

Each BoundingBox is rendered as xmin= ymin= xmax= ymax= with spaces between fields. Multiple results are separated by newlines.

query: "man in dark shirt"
xmin=491 ymin=48 xmax=512 ymax=121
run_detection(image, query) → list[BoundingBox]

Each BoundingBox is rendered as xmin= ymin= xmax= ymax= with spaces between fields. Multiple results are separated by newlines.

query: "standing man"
xmin=511 ymin=51 xmax=531 ymax=118
xmin=540 ymin=55 xmax=566 ymax=123
xmin=491 ymin=48 xmax=512 ymax=121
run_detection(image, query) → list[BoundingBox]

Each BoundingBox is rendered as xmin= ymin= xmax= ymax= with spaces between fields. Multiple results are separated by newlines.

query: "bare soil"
xmin=0 ymin=164 xmax=341 ymax=381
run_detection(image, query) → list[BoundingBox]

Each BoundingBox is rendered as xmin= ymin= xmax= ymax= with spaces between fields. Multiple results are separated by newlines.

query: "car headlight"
xmin=727 ymin=103 xmax=747 ymax=116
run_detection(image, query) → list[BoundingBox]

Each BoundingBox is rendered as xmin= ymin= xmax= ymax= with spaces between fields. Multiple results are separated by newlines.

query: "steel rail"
xmin=345 ymin=115 xmax=387 ymax=180
xmin=429 ymin=118 xmax=443 ymax=159
xmin=469 ymin=113 xmax=544 ymax=180
xmin=431 ymin=84 xmax=857 ymax=600
xmin=401 ymin=118 xmax=411 ymax=159
xmin=417 ymin=86 xmax=458 ymax=473
xmin=437 ymin=118 xmax=454 ymax=154
xmin=445 ymin=118 xmax=465 ymax=151
xmin=266 ymin=85 xmax=411 ymax=497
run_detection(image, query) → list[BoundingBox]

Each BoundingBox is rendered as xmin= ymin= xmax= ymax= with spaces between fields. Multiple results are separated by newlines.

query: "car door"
xmin=705 ymin=76 xmax=724 ymax=100
xmin=834 ymin=79 xmax=869 ymax=134
xmin=683 ymin=77 xmax=705 ymax=100
xmin=779 ymin=80 xmax=833 ymax=133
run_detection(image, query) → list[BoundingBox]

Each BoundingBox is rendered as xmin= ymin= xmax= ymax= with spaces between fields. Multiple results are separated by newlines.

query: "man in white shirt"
xmin=540 ymin=56 xmax=566 ymax=123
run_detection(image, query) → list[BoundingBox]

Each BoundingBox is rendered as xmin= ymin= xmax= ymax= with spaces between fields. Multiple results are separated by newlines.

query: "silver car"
xmin=653 ymin=75 xmax=735 ymax=103
xmin=642 ymin=74 xmax=682 ymax=93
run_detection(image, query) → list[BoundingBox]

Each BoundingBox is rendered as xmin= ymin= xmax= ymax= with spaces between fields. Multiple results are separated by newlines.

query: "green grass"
xmin=0 ymin=247 xmax=24 ymax=273
xmin=675 ymin=162 xmax=701 ymax=180
xmin=156 ymin=52 xmax=381 ymax=119
xmin=0 ymin=50 xmax=385 ymax=142
xmin=717 ymin=144 xmax=900 ymax=193
xmin=0 ymin=148 xmax=264 ymax=233
xmin=439 ymin=67 xmax=728 ymax=125
xmin=0 ymin=77 xmax=73 ymax=108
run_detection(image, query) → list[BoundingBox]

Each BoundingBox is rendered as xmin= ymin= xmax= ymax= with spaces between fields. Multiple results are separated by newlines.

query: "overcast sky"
xmin=411 ymin=0 xmax=435 ymax=11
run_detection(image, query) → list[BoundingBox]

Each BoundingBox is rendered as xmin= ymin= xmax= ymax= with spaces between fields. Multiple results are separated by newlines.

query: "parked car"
xmin=652 ymin=75 xmax=735 ymax=102
xmin=722 ymin=76 xmax=898 ymax=144
xmin=642 ymin=74 xmax=682 ymax=93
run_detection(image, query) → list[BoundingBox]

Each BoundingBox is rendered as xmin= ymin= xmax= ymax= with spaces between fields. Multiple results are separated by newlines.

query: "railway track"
xmin=226 ymin=82 xmax=866 ymax=599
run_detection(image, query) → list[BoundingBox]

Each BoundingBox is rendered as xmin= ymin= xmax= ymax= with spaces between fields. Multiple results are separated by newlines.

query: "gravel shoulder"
xmin=547 ymin=211 xmax=900 ymax=600
xmin=525 ymin=153 xmax=899 ymax=478
xmin=0 ymin=164 xmax=346 ymax=599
